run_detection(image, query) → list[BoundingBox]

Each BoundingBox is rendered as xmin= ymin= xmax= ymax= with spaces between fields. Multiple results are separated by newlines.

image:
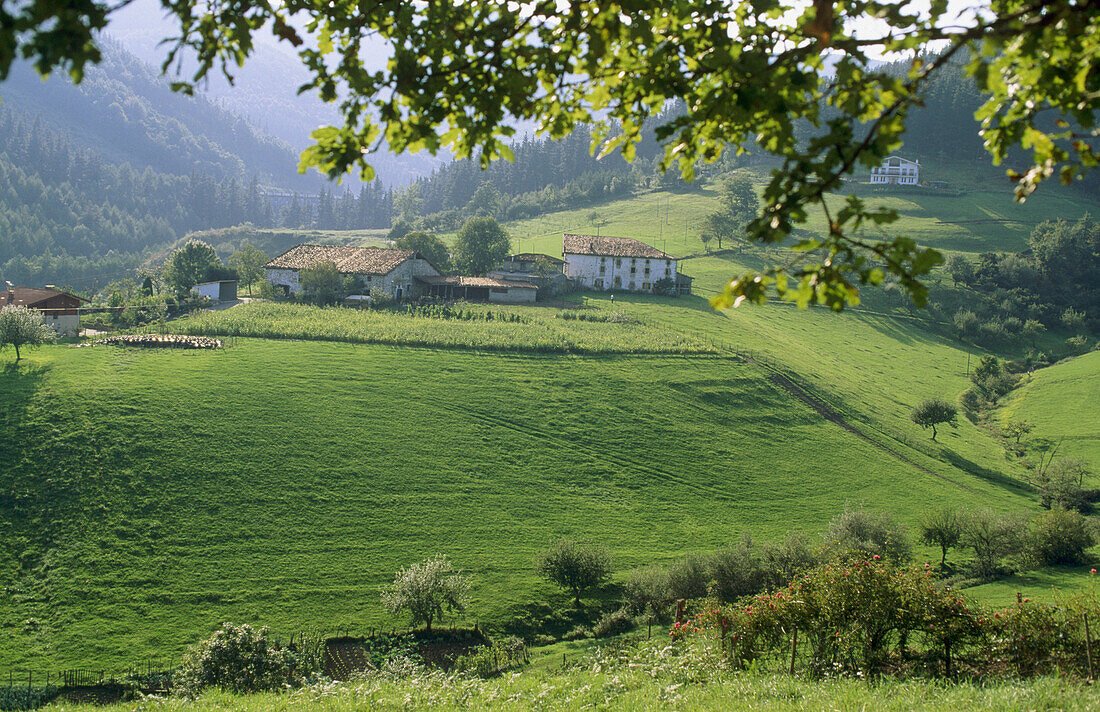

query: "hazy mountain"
xmin=105 ymin=0 xmax=446 ymax=187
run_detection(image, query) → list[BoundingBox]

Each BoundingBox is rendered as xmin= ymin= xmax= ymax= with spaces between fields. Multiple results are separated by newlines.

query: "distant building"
xmin=192 ymin=280 xmax=238 ymax=303
xmin=488 ymin=253 xmax=572 ymax=298
xmin=561 ymin=234 xmax=678 ymax=293
xmin=870 ymin=156 xmax=920 ymax=185
xmin=416 ymin=275 xmax=538 ymax=303
xmin=1 ymin=286 xmax=86 ymax=336
xmin=265 ymin=244 xmax=441 ymax=300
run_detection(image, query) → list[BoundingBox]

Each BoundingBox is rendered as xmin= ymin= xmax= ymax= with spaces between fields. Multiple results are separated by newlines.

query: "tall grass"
xmin=174 ymin=302 xmax=714 ymax=354
xmin=47 ymin=639 xmax=1100 ymax=712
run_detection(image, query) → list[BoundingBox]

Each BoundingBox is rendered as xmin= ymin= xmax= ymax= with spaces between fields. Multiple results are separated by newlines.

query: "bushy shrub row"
xmin=680 ymin=557 xmax=1100 ymax=679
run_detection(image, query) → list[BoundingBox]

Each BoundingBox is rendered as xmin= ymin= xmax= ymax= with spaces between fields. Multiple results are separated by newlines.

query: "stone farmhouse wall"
xmin=564 ymin=254 xmax=676 ymax=292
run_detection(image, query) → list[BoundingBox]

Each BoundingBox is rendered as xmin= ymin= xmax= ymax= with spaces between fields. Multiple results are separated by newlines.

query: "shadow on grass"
xmin=502 ymin=586 xmax=625 ymax=641
xmin=939 ymin=447 xmax=1035 ymax=496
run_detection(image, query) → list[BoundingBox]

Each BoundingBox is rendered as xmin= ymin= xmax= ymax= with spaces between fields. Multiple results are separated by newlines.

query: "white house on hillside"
xmin=562 ymin=234 xmax=677 ymax=292
xmin=265 ymin=244 xmax=441 ymax=300
xmin=870 ymin=156 xmax=920 ymax=185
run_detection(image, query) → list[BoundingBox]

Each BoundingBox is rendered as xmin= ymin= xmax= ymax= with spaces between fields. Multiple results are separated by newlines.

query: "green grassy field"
xmin=3 ymin=163 xmax=1097 ymax=674
xmin=0 ymin=329 xmax=1041 ymax=670
xmin=996 ymin=351 xmax=1100 ymax=477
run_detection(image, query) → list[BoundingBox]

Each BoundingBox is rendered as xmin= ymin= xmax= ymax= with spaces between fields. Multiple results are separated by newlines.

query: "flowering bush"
xmin=671 ymin=560 xmax=1100 ymax=680
xmin=175 ymin=622 xmax=296 ymax=697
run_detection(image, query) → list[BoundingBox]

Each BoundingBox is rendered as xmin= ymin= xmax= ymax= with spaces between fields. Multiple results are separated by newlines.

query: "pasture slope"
xmin=2 ymin=170 xmax=1097 ymax=672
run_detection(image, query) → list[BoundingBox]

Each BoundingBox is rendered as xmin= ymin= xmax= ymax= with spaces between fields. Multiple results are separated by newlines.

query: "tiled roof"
xmin=510 ymin=253 xmax=564 ymax=265
xmin=265 ymin=244 xmax=416 ymax=275
xmin=1 ymin=287 xmax=85 ymax=307
xmin=417 ymin=276 xmax=537 ymax=289
xmin=562 ymin=234 xmax=672 ymax=259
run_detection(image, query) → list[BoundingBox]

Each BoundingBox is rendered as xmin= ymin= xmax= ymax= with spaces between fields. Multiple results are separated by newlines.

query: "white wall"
xmin=489 ymin=286 xmax=537 ymax=303
xmin=563 ymin=254 xmax=676 ymax=292
xmin=192 ymin=282 xmax=222 ymax=301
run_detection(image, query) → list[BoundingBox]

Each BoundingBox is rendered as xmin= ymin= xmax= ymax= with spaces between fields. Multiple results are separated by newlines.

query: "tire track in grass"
xmin=744 ymin=361 xmax=978 ymax=494
xmin=416 ymin=393 xmax=740 ymax=502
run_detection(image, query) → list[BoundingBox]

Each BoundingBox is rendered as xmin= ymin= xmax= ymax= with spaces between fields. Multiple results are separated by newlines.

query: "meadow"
xmin=996 ymin=351 xmax=1100 ymax=477
xmin=0 ymin=332 xmax=1037 ymax=671
xmin=3 ymin=163 xmax=1097 ymax=675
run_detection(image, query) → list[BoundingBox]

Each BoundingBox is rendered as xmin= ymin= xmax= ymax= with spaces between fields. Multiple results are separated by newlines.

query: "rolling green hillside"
xmin=997 ymin=351 xmax=1100 ymax=477
xmin=0 ymin=326 xmax=1037 ymax=670
xmin=3 ymin=168 xmax=1098 ymax=671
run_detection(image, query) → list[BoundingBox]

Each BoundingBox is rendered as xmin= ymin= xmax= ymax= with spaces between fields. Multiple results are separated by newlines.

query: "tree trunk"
xmin=425 ymin=617 xmax=432 ymax=633
xmin=931 ymin=424 xmax=937 ymax=441
xmin=940 ymin=546 xmax=947 ymax=568
xmin=14 ymin=343 xmax=20 ymax=361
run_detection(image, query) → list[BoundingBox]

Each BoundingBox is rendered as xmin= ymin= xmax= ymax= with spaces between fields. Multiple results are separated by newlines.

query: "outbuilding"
xmin=416 ymin=276 xmax=538 ymax=303
xmin=192 ymin=280 xmax=238 ymax=303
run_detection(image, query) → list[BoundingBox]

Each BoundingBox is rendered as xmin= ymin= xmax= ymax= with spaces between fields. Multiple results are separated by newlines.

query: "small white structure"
xmin=870 ymin=156 xmax=920 ymax=185
xmin=562 ymin=234 xmax=676 ymax=292
xmin=192 ymin=280 xmax=237 ymax=303
xmin=265 ymin=244 xmax=441 ymax=300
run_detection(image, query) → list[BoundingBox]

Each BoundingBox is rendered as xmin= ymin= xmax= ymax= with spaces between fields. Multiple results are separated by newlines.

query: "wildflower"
xmin=873 ymin=555 xmax=881 ymax=561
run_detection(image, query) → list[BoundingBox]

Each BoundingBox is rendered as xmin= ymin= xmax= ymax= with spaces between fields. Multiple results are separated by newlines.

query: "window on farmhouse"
xmin=615 ymin=258 xmax=622 ymax=268
xmin=642 ymin=282 xmax=651 ymax=291
xmin=595 ymin=278 xmax=604 ymax=289
xmin=599 ymin=265 xmax=606 ymax=275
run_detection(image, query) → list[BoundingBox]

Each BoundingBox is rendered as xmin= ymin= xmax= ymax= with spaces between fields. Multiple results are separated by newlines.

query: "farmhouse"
xmin=192 ymin=279 xmax=238 ymax=303
xmin=265 ymin=244 xmax=440 ymax=300
xmin=870 ymin=156 xmax=920 ymax=185
xmin=1 ymin=286 xmax=86 ymax=336
xmin=562 ymin=234 xmax=678 ymax=293
xmin=416 ymin=275 xmax=538 ymax=303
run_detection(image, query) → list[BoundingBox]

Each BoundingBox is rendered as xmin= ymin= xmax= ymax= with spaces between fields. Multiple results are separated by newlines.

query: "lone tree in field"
xmin=537 ymin=539 xmax=612 ymax=606
xmin=910 ymin=398 xmax=958 ymax=441
xmin=0 ymin=305 xmax=56 ymax=361
xmin=453 ymin=217 xmax=510 ymax=276
xmin=380 ymin=555 xmax=470 ymax=633
xmin=919 ymin=508 xmax=962 ymax=568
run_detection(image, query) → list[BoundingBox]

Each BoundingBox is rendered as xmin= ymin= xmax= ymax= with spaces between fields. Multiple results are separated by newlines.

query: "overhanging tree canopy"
xmin=3 ymin=1 xmax=1096 ymax=309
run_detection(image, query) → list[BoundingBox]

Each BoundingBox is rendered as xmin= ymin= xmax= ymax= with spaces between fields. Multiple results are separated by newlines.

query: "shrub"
xmin=174 ymin=623 xmax=295 ymax=697
xmin=592 ymin=608 xmax=635 ymax=638
xmin=824 ymin=506 xmax=912 ymax=562
xmin=1037 ymin=458 xmax=1090 ymax=512
xmin=622 ymin=566 xmax=674 ymax=618
xmin=707 ymin=536 xmax=765 ymax=602
xmin=1029 ymin=509 xmax=1096 ymax=565
xmin=537 ymin=539 xmax=612 ymax=605
xmin=759 ymin=535 xmax=819 ymax=589
xmin=667 ymin=554 xmax=710 ymax=601
xmin=960 ymin=509 xmax=1027 ymax=578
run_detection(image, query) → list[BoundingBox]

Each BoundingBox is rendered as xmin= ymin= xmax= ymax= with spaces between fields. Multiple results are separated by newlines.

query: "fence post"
xmin=789 ymin=629 xmax=798 ymax=676
xmin=1086 ymin=613 xmax=1094 ymax=681
xmin=675 ymin=599 xmax=685 ymax=625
